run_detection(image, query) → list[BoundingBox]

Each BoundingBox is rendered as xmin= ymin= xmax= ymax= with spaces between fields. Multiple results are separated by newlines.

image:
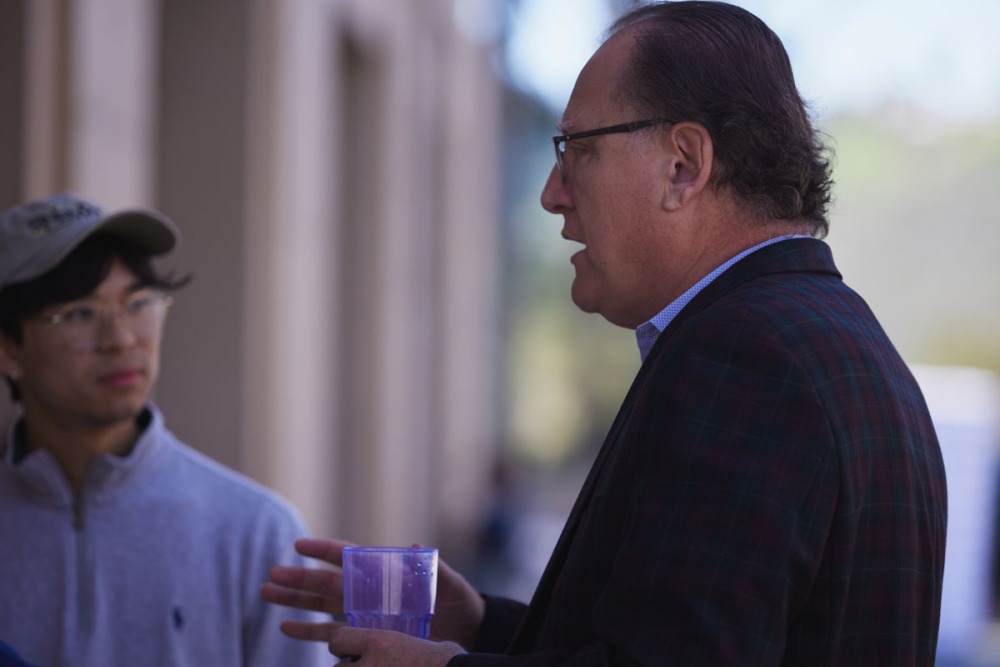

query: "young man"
xmin=0 ymin=192 xmax=329 ymax=666
xmin=261 ymin=2 xmax=946 ymax=666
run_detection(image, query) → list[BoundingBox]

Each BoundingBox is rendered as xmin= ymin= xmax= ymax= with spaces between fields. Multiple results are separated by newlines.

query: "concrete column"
xmin=68 ymin=0 xmax=161 ymax=206
xmin=242 ymin=0 xmax=340 ymax=537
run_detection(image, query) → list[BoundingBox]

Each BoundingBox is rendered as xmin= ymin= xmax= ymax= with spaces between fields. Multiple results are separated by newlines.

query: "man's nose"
xmin=96 ymin=309 xmax=138 ymax=348
xmin=540 ymin=164 xmax=572 ymax=214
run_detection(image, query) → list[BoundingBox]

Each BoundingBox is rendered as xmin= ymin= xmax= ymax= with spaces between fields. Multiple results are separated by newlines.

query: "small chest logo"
xmin=172 ymin=607 xmax=184 ymax=631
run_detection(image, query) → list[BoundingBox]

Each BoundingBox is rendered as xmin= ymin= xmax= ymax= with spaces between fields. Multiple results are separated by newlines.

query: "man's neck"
xmin=676 ymin=191 xmax=810 ymax=287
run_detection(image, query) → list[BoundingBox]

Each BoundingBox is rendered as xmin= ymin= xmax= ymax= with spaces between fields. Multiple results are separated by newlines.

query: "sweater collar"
xmin=3 ymin=404 xmax=168 ymax=505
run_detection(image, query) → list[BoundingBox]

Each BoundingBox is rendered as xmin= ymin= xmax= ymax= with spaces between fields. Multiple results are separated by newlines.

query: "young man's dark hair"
xmin=0 ymin=233 xmax=189 ymax=342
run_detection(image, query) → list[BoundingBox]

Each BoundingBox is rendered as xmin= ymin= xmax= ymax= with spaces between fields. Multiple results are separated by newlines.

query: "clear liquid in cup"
xmin=346 ymin=611 xmax=433 ymax=639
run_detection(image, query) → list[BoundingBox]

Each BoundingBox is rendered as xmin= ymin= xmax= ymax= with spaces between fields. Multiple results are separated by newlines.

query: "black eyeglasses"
xmin=552 ymin=117 xmax=676 ymax=182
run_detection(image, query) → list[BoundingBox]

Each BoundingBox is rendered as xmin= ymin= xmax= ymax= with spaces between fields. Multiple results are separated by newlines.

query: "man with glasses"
xmin=0 ymin=193 xmax=328 ymax=666
xmin=263 ymin=2 xmax=946 ymax=665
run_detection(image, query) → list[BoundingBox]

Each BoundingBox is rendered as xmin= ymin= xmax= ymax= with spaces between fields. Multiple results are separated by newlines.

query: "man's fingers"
xmin=327 ymin=625 xmax=368 ymax=661
xmin=267 ymin=565 xmax=343 ymax=597
xmin=260 ymin=582 xmax=340 ymax=614
xmin=280 ymin=620 xmax=339 ymax=642
xmin=327 ymin=627 xmax=467 ymax=665
xmin=294 ymin=537 xmax=356 ymax=565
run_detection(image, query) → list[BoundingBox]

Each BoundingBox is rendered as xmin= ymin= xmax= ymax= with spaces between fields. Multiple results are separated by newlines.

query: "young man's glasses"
xmin=29 ymin=290 xmax=173 ymax=351
xmin=552 ymin=117 xmax=676 ymax=182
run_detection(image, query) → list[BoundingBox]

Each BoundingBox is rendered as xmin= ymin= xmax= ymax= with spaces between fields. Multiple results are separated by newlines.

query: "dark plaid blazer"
xmin=452 ymin=238 xmax=947 ymax=666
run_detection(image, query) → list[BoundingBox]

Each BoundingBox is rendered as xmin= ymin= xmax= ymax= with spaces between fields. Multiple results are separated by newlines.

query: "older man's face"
xmin=540 ymin=29 xmax=680 ymax=329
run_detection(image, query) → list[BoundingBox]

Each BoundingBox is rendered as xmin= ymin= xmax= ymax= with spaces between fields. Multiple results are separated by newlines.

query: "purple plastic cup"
xmin=342 ymin=546 xmax=438 ymax=638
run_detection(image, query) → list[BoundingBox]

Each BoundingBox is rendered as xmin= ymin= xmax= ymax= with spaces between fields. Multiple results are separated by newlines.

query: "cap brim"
xmin=94 ymin=209 xmax=180 ymax=255
xmin=0 ymin=208 xmax=180 ymax=288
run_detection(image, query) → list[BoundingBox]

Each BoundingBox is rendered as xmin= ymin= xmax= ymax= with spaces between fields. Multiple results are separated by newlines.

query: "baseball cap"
xmin=0 ymin=192 xmax=180 ymax=289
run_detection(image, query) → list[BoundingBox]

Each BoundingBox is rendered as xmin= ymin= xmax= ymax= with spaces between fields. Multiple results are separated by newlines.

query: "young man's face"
xmin=1 ymin=257 xmax=166 ymax=433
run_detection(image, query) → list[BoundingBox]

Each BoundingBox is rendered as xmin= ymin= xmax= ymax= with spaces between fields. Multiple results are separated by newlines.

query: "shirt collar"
xmin=635 ymin=234 xmax=812 ymax=362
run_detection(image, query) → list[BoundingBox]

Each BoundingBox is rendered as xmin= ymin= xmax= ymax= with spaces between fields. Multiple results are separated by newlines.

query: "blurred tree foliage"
xmin=827 ymin=111 xmax=1000 ymax=374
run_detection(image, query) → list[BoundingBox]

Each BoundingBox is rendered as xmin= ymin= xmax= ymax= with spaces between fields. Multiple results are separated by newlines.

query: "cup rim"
xmin=342 ymin=545 xmax=438 ymax=554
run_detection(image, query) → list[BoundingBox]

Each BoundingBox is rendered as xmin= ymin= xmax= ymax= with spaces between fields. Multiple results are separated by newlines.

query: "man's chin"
xmin=92 ymin=393 xmax=150 ymax=426
xmin=571 ymin=284 xmax=639 ymax=329
xmin=570 ymin=282 xmax=601 ymax=315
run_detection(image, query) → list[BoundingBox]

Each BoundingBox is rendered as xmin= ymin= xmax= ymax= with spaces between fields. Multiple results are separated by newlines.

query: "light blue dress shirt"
xmin=635 ymin=235 xmax=812 ymax=362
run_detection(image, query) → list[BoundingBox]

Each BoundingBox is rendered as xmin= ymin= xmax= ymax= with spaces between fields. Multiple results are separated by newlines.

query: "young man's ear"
xmin=661 ymin=122 xmax=714 ymax=211
xmin=0 ymin=336 xmax=21 ymax=381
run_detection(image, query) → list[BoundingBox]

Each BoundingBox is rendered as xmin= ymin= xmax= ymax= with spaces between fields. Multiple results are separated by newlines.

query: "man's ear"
xmin=661 ymin=122 xmax=713 ymax=211
xmin=0 ymin=336 xmax=21 ymax=381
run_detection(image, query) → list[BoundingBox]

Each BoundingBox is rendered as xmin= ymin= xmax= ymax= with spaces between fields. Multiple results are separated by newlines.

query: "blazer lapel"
xmin=507 ymin=357 xmax=652 ymax=651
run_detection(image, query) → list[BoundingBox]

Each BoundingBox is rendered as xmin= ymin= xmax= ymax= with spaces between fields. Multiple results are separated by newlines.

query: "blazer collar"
xmin=647 ymin=237 xmax=840 ymax=361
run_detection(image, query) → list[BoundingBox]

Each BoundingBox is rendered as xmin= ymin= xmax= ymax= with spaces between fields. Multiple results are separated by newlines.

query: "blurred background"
xmin=1 ymin=0 xmax=998 ymax=664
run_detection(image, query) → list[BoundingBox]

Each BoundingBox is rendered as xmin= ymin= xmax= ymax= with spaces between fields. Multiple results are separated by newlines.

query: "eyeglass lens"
xmin=46 ymin=292 xmax=171 ymax=351
xmin=554 ymin=141 xmax=565 ymax=181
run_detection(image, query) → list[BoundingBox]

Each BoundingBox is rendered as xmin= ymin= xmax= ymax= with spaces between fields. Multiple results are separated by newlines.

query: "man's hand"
xmin=329 ymin=626 xmax=464 ymax=666
xmin=260 ymin=537 xmax=487 ymax=649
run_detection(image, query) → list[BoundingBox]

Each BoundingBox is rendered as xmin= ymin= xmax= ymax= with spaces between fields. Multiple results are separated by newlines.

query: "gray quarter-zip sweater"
xmin=0 ymin=405 xmax=330 ymax=667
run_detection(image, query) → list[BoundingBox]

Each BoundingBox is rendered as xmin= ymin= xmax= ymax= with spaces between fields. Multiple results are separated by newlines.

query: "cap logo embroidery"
xmin=24 ymin=201 xmax=101 ymax=237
